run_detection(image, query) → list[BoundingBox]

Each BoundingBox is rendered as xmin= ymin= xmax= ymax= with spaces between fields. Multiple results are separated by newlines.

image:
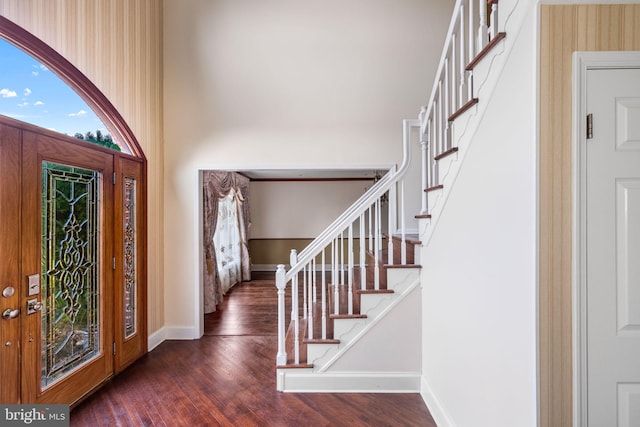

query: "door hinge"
xmin=113 ymin=172 xmax=116 ymax=185
xmin=587 ymin=113 xmax=593 ymax=139
xmin=113 ymin=342 xmax=116 ymax=355
xmin=112 ymin=257 xmax=116 ymax=270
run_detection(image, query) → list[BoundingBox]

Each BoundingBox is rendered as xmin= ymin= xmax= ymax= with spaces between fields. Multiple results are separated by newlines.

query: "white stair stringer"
xmin=276 ymin=267 xmax=421 ymax=393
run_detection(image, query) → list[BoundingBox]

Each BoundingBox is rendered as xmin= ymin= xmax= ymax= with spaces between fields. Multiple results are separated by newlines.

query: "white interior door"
xmin=585 ymin=66 xmax=640 ymax=426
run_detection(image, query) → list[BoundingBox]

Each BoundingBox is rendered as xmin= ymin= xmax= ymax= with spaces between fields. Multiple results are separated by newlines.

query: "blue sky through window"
xmin=0 ymin=38 xmax=108 ymax=138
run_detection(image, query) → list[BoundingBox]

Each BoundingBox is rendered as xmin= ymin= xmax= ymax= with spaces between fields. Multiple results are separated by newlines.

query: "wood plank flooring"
xmin=71 ymin=278 xmax=436 ymax=426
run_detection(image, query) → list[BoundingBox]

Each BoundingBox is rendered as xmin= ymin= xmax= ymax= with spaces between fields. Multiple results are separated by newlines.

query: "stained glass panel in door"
xmin=123 ymin=177 xmax=136 ymax=338
xmin=41 ymin=161 xmax=101 ymax=388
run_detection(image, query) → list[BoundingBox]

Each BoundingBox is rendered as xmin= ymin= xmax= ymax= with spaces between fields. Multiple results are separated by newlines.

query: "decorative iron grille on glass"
xmin=41 ymin=162 xmax=101 ymax=388
xmin=123 ymin=177 xmax=137 ymax=338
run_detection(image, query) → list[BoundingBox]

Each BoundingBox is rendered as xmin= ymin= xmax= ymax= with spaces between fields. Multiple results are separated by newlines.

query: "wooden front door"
xmin=0 ymin=117 xmax=146 ymax=405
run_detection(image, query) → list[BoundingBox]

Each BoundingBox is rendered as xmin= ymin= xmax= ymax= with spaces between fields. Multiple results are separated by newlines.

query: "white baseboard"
xmin=251 ymin=264 xmax=281 ymax=272
xmin=276 ymin=370 xmax=421 ymax=393
xmin=165 ymin=326 xmax=199 ymax=340
xmin=147 ymin=327 xmax=166 ymax=351
xmin=148 ymin=326 xmax=199 ymax=352
xmin=421 ymin=376 xmax=454 ymax=427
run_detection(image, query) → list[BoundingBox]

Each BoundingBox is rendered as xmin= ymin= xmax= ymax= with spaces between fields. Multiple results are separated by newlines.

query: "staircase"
xmin=277 ymin=236 xmax=423 ymax=392
xmin=276 ymin=0 xmax=515 ymax=394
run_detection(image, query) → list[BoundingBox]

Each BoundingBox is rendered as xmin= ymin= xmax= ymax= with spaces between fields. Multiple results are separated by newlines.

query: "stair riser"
xmin=386 ymin=268 xmax=420 ymax=293
xmin=388 ymin=239 xmax=417 ymax=265
xmin=307 ymin=342 xmax=341 ymax=365
xmin=295 ymin=278 xmax=422 ymax=375
xmin=276 ymin=370 xmax=421 ymax=393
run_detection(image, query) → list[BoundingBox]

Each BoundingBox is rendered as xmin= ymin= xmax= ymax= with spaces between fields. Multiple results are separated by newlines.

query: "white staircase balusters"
xmin=302 ymin=265 xmax=307 ymax=320
xmin=477 ymin=0 xmax=488 ymax=52
xmin=420 ymin=107 xmax=429 ymax=215
xmin=387 ymin=184 xmax=395 ymax=266
xmin=290 ymin=250 xmax=300 ymax=364
xmin=321 ymin=248 xmax=327 ymax=340
xmin=276 ymin=0 xmax=507 ymax=373
xmin=469 ymin=0 xmax=475 ymax=62
xmin=348 ymin=224 xmax=354 ymax=315
xmin=489 ymin=0 xmax=499 ymax=40
xmin=276 ymin=264 xmax=287 ymax=365
xmin=332 ymin=239 xmax=339 ymax=315
xmin=444 ymin=57 xmax=451 ymax=148
xmin=275 ymin=118 xmax=418 ymax=367
xmin=360 ymin=213 xmax=366 ymax=291
xmin=374 ymin=198 xmax=381 ymax=290
xmin=420 ymin=0 xmax=504 ymax=198
xmin=387 ymin=165 xmax=397 ymax=265
xmin=306 ymin=264 xmax=312 ymax=339
xmin=368 ymin=205 xmax=373 ymax=252
xmin=459 ymin=3 xmax=467 ymax=108
xmin=451 ymin=33 xmax=457 ymax=116
xmin=339 ymin=231 xmax=345 ymax=286
xmin=437 ymin=83 xmax=443 ymax=160
xmin=309 ymin=258 xmax=318 ymax=303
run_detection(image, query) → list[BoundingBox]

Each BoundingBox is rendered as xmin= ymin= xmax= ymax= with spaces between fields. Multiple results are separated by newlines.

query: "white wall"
xmin=420 ymin=1 xmax=537 ymax=425
xmin=162 ymin=0 xmax=454 ymax=336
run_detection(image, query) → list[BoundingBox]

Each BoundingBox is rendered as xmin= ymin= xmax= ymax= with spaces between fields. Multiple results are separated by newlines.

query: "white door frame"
xmin=572 ymin=51 xmax=640 ymax=427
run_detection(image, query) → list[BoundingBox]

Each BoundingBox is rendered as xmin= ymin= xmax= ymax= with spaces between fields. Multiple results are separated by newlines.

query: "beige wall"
xmin=249 ymin=179 xmax=376 ymax=268
xmin=0 ymin=0 xmax=165 ymax=336
xmin=162 ymin=0 xmax=454 ymax=334
xmin=539 ymin=4 xmax=640 ymax=427
xmin=249 ymin=180 xmax=371 ymax=239
xmin=0 ymin=0 xmax=455 ymax=340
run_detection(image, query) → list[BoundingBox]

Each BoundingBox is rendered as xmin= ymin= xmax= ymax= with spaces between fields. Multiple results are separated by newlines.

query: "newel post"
xmin=275 ymin=264 xmax=287 ymax=366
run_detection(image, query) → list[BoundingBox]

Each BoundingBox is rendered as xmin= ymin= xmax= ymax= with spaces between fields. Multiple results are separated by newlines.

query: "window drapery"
xmin=202 ymin=171 xmax=251 ymax=313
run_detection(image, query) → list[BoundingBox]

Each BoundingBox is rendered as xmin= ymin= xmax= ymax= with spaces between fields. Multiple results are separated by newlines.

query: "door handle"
xmin=2 ymin=308 xmax=19 ymax=320
xmin=27 ymin=299 xmax=42 ymax=315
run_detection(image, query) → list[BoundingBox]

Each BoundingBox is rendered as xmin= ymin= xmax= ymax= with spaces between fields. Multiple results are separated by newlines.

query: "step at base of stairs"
xmin=276 ymin=370 xmax=421 ymax=393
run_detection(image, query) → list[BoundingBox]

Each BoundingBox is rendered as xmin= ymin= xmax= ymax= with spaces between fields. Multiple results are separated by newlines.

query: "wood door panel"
xmin=0 ymin=124 xmax=22 ymax=403
xmin=114 ymin=157 xmax=147 ymax=373
xmin=21 ymin=130 xmax=114 ymax=404
xmin=0 ymin=116 xmax=147 ymax=405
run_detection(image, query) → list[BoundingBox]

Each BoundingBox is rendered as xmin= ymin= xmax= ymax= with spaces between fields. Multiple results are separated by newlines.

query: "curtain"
xmin=202 ymin=171 xmax=251 ymax=313
xmin=214 ymin=191 xmax=241 ymax=294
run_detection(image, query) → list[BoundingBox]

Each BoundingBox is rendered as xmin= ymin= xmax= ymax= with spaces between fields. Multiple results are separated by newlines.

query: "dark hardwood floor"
xmin=71 ymin=277 xmax=436 ymax=426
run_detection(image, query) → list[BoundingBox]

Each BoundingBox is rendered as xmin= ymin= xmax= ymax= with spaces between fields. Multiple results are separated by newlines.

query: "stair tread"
xmin=383 ymin=264 xmax=422 ymax=269
xmin=424 ymin=184 xmax=444 ymax=192
xmin=329 ymin=313 xmax=367 ymax=319
xmin=303 ymin=338 xmax=340 ymax=344
xmin=434 ymin=147 xmax=459 ymax=161
xmin=356 ymin=289 xmax=394 ymax=294
xmin=277 ymin=363 xmax=314 ymax=369
xmin=465 ymin=32 xmax=506 ymax=71
xmin=448 ymin=98 xmax=479 ymax=122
